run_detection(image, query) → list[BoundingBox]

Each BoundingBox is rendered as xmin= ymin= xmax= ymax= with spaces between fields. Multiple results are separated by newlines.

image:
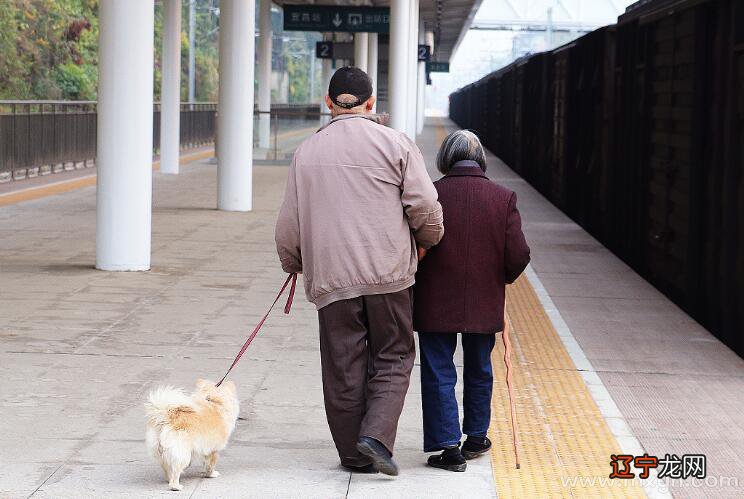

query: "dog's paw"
xmin=206 ymin=470 xmax=220 ymax=478
xmin=169 ymin=482 xmax=183 ymax=491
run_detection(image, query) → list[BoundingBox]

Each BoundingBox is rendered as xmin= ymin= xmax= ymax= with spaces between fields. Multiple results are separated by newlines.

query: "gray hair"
xmin=435 ymin=130 xmax=487 ymax=175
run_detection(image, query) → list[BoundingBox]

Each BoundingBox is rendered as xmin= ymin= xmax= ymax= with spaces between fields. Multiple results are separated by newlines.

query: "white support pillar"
xmin=388 ymin=0 xmax=409 ymax=132
xmin=416 ymin=20 xmax=426 ymax=135
xmin=96 ymin=0 xmax=154 ymax=271
xmin=367 ymin=32 xmax=378 ymax=111
xmin=161 ymin=0 xmax=182 ymax=174
xmin=425 ymin=30 xmax=435 ymax=125
xmin=354 ymin=32 xmax=369 ymax=72
xmin=218 ymin=0 xmax=255 ymax=212
xmin=406 ymin=0 xmax=419 ymax=138
xmin=258 ymin=0 xmax=272 ymax=149
xmin=321 ymin=33 xmax=333 ymax=124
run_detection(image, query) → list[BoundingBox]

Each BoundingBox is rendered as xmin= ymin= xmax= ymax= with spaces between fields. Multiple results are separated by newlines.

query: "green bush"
xmin=53 ymin=62 xmax=95 ymax=100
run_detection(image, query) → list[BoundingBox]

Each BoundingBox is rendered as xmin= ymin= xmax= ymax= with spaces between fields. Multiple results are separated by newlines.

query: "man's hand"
xmin=417 ymin=246 xmax=427 ymax=261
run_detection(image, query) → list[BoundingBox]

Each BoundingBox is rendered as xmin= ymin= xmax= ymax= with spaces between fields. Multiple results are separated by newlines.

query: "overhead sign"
xmin=427 ymin=62 xmax=450 ymax=73
xmin=316 ymin=41 xmax=333 ymax=59
xmin=418 ymin=45 xmax=431 ymax=62
xmin=284 ymin=5 xmax=390 ymax=33
xmin=315 ymin=42 xmax=354 ymax=60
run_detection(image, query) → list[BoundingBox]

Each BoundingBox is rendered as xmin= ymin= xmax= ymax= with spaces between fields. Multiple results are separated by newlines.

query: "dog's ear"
xmin=222 ymin=380 xmax=237 ymax=394
xmin=195 ymin=379 xmax=211 ymax=389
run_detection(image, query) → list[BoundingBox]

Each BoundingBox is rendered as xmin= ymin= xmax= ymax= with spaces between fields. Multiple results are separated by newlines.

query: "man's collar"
xmin=317 ymin=113 xmax=389 ymax=132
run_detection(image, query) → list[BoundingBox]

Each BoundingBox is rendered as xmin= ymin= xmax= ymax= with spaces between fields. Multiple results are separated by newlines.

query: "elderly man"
xmin=275 ymin=67 xmax=443 ymax=475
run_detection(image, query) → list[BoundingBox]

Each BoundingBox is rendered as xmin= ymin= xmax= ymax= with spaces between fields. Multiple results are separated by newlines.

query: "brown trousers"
xmin=317 ymin=288 xmax=416 ymax=467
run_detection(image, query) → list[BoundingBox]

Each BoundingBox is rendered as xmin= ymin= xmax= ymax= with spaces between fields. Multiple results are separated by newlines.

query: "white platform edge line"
xmin=523 ymin=264 xmax=672 ymax=499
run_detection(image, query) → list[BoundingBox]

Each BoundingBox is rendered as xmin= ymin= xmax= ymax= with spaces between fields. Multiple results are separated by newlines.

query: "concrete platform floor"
xmin=0 ymin=140 xmax=494 ymax=498
xmin=1 ymin=117 xmax=743 ymax=498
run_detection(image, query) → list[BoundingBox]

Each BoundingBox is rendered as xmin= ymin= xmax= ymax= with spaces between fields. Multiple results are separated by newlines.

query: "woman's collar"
xmin=451 ymin=160 xmax=483 ymax=169
xmin=444 ymin=160 xmax=488 ymax=178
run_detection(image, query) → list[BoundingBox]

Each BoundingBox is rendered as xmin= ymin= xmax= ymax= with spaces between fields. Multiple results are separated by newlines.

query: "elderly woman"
xmin=413 ymin=130 xmax=531 ymax=472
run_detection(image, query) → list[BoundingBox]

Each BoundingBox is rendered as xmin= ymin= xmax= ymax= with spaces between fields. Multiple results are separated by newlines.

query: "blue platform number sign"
xmin=316 ymin=41 xmax=333 ymax=59
xmin=418 ymin=45 xmax=431 ymax=62
xmin=284 ymin=5 xmax=390 ymax=33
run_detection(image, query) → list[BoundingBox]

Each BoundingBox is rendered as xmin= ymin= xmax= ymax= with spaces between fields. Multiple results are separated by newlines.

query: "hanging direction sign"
xmin=284 ymin=5 xmax=390 ymax=33
xmin=427 ymin=61 xmax=450 ymax=73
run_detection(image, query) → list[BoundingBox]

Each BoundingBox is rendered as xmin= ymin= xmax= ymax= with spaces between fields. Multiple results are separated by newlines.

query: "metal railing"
xmin=155 ymin=102 xmax=218 ymax=152
xmin=0 ymin=101 xmax=98 ymax=180
xmin=0 ymin=101 xmax=327 ymax=182
xmin=256 ymin=108 xmax=330 ymax=161
xmin=0 ymin=101 xmax=218 ymax=181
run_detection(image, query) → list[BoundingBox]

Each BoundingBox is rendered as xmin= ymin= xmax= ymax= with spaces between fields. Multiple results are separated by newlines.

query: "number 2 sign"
xmin=316 ymin=41 xmax=334 ymax=59
xmin=418 ymin=45 xmax=431 ymax=62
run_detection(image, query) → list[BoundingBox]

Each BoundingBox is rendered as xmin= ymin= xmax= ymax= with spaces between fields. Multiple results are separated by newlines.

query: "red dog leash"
xmin=215 ymin=273 xmax=297 ymax=387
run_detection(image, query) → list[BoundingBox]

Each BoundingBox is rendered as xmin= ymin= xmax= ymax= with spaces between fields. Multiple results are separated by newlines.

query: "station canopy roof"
xmin=274 ymin=0 xmax=483 ymax=62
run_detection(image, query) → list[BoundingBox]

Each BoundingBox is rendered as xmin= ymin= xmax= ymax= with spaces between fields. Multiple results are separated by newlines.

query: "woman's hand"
xmin=417 ymin=246 xmax=427 ymax=261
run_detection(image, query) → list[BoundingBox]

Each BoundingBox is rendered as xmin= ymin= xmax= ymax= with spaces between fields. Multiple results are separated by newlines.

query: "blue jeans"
xmin=418 ymin=332 xmax=496 ymax=452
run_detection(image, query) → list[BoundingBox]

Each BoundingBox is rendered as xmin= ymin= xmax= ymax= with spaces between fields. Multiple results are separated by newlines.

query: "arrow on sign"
xmin=332 ymin=13 xmax=342 ymax=27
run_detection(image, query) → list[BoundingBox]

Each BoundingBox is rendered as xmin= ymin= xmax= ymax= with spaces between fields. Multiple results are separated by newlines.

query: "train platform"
xmin=1 ymin=118 xmax=743 ymax=498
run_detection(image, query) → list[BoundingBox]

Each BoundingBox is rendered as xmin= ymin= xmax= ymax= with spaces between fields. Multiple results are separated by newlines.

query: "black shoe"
xmin=342 ymin=463 xmax=378 ymax=474
xmin=356 ymin=436 xmax=399 ymax=476
xmin=462 ymin=436 xmax=492 ymax=460
xmin=427 ymin=446 xmax=467 ymax=472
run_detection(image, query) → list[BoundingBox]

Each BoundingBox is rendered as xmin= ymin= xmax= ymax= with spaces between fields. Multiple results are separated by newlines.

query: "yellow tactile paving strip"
xmin=489 ymin=275 xmax=646 ymax=498
xmin=0 ymin=149 xmax=214 ymax=207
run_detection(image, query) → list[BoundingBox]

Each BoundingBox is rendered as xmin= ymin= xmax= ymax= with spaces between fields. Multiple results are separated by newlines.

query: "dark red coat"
xmin=413 ymin=161 xmax=530 ymax=333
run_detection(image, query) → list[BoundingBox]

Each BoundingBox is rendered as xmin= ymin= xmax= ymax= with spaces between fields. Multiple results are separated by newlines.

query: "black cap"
xmin=328 ymin=67 xmax=373 ymax=109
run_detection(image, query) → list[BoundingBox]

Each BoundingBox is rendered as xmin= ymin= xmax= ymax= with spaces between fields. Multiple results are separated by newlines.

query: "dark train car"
xmin=448 ymin=0 xmax=744 ymax=357
xmin=547 ymin=28 xmax=614 ymax=222
xmin=549 ymin=41 xmax=575 ymax=212
xmin=481 ymin=73 xmax=498 ymax=155
xmin=517 ymin=53 xmax=551 ymax=194
xmin=468 ymin=79 xmax=483 ymax=133
xmin=668 ymin=0 xmax=744 ymax=355
xmin=511 ymin=60 xmax=525 ymax=175
xmin=448 ymin=89 xmax=463 ymax=128
xmin=500 ymin=65 xmax=517 ymax=167
xmin=566 ymin=27 xmax=615 ymax=239
xmin=635 ymin=4 xmax=708 ymax=310
xmin=449 ymin=82 xmax=471 ymax=130
xmin=484 ymin=73 xmax=502 ymax=156
xmin=609 ymin=12 xmax=650 ymax=269
xmin=700 ymin=0 xmax=744 ymax=356
xmin=618 ymin=0 xmax=719 ymax=326
xmin=534 ymin=52 xmax=555 ymax=198
xmin=613 ymin=0 xmax=744 ymax=356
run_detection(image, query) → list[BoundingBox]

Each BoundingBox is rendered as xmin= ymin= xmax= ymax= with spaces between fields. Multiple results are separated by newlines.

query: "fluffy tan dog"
xmin=145 ymin=379 xmax=239 ymax=491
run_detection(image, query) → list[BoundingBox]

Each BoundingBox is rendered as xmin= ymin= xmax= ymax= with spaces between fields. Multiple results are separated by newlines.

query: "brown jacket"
xmin=275 ymin=114 xmax=444 ymax=309
xmin=413 ymin=161 xmax=530 ymax=333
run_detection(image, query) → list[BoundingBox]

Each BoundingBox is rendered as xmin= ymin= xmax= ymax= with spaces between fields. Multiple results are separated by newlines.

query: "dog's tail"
xmin=145 ymin=386 xmax=195 ymax=427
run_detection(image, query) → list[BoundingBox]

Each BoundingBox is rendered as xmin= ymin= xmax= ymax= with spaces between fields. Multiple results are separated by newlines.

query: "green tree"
xmin=0 ymin=0 xmax=98 ymax=100
xmin=0 ymin=0 xmax=321 ymax=104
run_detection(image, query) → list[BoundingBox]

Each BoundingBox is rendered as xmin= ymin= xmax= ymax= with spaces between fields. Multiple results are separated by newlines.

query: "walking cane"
xmin=503 ymin=312 xmax=521 ymax=469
